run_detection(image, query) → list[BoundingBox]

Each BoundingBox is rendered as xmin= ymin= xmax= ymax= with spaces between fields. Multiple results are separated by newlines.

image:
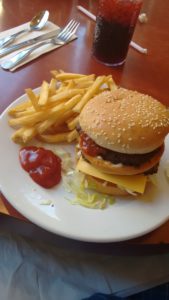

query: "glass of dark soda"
xmin=93 ymin=0 xmax=143 ymax=67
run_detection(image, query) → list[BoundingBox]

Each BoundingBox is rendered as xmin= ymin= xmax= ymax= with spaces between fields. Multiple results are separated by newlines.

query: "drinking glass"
xmin=92 ymin=0 xmax=143 ymax=66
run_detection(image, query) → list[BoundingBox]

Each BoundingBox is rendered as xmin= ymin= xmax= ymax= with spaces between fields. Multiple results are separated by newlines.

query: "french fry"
xmin=9 ymin=111 xmax=46 ymax=127
xmin=44 ymin=123 xmax=68 ymax=134
xmin=38 ymin=81 xmax=49 ymax=106
xmin=67 ymin=115 xmax=79 ymax=130
xmin=51 ymin=72 xmax=86 ymax=81
xmin=36 ymin=118 xmax=57 ymax=134
xmin=36 ymin=96 xmax=79 ymax=137
xmin=46 ymin=96 xmax=69 ymax=108
xmin=64 ymin=94 xmax=81 ymax=110
xmin=25 ymin=88 xmax=39 ymax=111
xmin=67 ymin=129 xmax=78 ymax=142
xmin=8 ymin=70 xmax=117 ymax=145
xmin=11 ymin=127 xmax=25 ymax=144
xmin=49 ymin=78 xmax=57 ymax=96
xmin=49 ymin=89 xmax=84 ymax=103
xmin=58 ymin=69 xmax=64 ymax=73
xmin=44 ymin=95 xmax=80 ymax=121
xmin=39 ymin=129 xmax=78 ymax=144
xmin=48 ymin=101 xmax=68 ymax=116
xmin=54 ymin=82 xmax=67 ymax=94
xmin=76 ymin=81 xmax=95 ymax=89
xmin=107 ymin=76 xmax=118 ymax=91
xmin=73 ymin=76 xmax=106 ymax=113
xmin=12 ymin=107 xmax=36 ymax=118
xmin=52 ymin=110 xmax=76 ymax=128
xmin=10 ymin=101 xmax=66 ymax=127
xmin=12 ymin=127 xmax=36 ymax=144
xmin=36 ymin=110 xmax=74 ymax=134
xmin=39 ymin=132 xmax=71 ymax=143
xmin=65 ymin=80 xmax=75 ymax=90
xmin=8 ymin=101 xmax=32 ymax=116
xmin=70 ymin=74 xmax=95 ymax=83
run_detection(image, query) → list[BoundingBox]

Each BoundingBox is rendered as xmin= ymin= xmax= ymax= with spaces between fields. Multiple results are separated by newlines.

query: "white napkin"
xmin=0 ymin=21 xmax=74 ymax=71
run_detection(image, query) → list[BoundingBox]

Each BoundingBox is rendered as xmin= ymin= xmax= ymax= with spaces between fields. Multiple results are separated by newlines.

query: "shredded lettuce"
xmin=148 ymin=174 xmax=158 ymax=186
xmin=116 ymin=184 xmax=137 ymax=196
xmin=40 ymin=199 xmax=53 ymax=205
xmin=63 ymin=170 xmax=115 ymax=209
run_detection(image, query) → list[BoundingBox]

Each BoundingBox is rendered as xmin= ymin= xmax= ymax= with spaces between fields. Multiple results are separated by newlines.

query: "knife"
xmin=0 ymin=28 xmax=60 ymax=58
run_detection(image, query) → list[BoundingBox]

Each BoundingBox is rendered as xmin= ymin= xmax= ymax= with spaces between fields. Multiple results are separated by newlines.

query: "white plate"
xmin=0 ymin=90 xmax=169 ymax=243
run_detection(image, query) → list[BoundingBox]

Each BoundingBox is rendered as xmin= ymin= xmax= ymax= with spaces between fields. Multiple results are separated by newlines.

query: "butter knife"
xmin=0 ymin=29 xmax=60 ymax=58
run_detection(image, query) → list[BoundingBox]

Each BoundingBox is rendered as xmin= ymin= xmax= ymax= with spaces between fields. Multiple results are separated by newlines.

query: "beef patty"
xmin=78 ymin=127 xmax=162 ymax=169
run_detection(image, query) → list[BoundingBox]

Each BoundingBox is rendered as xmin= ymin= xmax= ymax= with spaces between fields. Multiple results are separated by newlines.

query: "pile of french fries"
xmin=8 ymin=70 xmax=117 ymax=145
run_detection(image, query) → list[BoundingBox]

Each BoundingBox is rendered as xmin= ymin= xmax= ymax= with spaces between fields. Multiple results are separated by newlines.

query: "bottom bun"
xmin=83 ymin=145 xmax=164 ymax=175
xmin=86 ymin=175 xmax=129 ymax=196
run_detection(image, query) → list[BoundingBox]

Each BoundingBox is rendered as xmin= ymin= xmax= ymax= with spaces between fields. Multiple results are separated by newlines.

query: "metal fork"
xmin=1 ymin=20 xmax=79 ymax=70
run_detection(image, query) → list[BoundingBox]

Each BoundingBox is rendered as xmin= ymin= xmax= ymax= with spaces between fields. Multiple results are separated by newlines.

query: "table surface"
xmin=0 ymin=0 xmax=169 ymax=246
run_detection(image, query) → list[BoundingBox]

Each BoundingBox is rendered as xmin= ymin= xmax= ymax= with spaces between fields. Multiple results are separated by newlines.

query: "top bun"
xmin=79 ymin=88 xmax=169 ymax=154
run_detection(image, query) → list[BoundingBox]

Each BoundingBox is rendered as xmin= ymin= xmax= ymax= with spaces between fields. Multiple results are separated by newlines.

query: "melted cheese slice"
xmin=76 ymin=157 xmax=147 ymax=194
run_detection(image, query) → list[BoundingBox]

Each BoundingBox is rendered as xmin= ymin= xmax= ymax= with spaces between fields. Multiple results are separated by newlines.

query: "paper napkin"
xmin=0 ymin=21 xmax=75 ymax=71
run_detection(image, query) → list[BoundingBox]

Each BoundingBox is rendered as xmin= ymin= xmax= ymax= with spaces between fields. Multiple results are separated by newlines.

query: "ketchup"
xmin=19 ymin=146 xmax=61 ymax=188
xmin=79 ymin=132 xmax=106 ymax=157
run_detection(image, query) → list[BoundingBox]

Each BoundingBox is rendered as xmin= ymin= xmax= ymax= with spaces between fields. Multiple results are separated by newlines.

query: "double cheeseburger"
xmin=76 ymin=88 xmax=169 ymax=196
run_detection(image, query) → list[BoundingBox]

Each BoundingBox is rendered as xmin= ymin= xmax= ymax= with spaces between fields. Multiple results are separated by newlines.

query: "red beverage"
xmin=93 ymin=0 xmax=143 ymax=66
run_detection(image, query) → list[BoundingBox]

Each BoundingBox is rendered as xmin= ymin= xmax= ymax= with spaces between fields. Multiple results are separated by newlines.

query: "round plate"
xmin=0 ymin=90 xmax=169 ymax=243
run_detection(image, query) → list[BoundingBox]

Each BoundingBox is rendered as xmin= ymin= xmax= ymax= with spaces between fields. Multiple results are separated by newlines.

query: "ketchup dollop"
xmin=19 ymin=146 xmax=62 ymax=188
xmin=79 ymin=132 xmax=106 ymax=157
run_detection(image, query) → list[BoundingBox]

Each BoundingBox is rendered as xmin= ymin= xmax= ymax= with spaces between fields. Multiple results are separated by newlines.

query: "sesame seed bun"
xmin=79 ymin=88 xmax=169 ymax=154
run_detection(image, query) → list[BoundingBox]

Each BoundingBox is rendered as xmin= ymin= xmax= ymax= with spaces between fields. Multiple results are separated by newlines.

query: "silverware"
xmin=0 ymin=29 xmax=60 ymax=57
xmin=0 ymin=10 xmax=49 ymax=48
xmin=1 ymin=20 xmax=80 ymax=70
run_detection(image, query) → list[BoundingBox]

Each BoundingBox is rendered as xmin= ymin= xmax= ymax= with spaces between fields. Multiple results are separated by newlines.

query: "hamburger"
xmin=76 ymin=88 xmax=169 ymax=196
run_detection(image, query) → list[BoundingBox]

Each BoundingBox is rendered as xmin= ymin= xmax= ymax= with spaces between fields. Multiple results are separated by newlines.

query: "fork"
xmin=1 ymin=20 xmax=79 ymax=70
